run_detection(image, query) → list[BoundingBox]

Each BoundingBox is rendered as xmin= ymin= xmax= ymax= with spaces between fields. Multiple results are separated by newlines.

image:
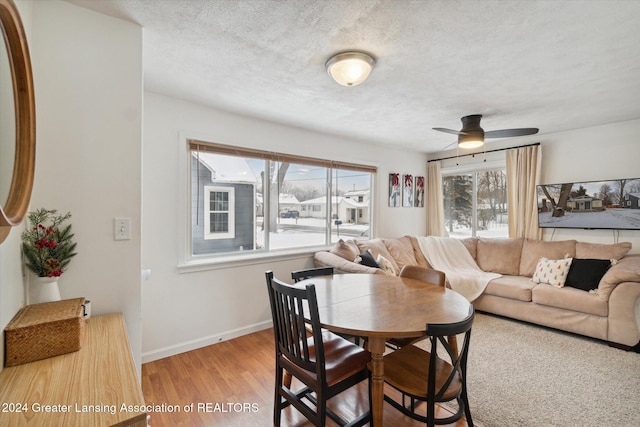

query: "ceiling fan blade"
xmin=433 ymin=127 xmax=468 ymax=136
xmin=485 ymin=128 xmax=539 ymax=138
xmin=440 ymin=140 xmax=458 ymax=151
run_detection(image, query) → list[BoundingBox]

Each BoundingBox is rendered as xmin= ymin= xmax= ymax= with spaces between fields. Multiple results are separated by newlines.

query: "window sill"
xmin=177 ymin=245 xmax=331 ymax=274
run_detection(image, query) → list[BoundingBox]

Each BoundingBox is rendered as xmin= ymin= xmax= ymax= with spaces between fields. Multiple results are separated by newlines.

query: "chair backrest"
xmin=425 ymin=306 xmax=474 ymax=401
xmin=291 ymin=266 xmax=334 ymax=283
xmin=265 ymin=270 xmax=326 ymax=382
xmin=399 ymin=265 xmax=446 ymax=287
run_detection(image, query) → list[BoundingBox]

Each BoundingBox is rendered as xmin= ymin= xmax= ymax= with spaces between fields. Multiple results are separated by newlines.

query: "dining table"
xmin=295 ymin=273 xmax=472 ymax=427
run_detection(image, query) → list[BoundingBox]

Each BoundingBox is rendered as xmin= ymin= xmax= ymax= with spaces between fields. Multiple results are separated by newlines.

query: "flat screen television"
xmin=537 ymin=178 xmax=640 ymax=230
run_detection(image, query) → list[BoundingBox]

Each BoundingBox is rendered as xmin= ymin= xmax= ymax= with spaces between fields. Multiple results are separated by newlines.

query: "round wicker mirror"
xmin=0 ymin=0 xmax=36 ymax=244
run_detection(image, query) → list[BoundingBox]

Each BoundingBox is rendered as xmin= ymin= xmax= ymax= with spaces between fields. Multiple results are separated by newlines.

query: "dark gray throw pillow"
xmin=565 ymin=258 xmax=611 ymax=291
xmin=356 ymin=250 xmax=379 ymax=268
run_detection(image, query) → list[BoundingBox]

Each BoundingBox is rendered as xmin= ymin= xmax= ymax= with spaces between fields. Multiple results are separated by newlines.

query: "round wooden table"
xmin=296 ymin=273 xmax=471 ymax=427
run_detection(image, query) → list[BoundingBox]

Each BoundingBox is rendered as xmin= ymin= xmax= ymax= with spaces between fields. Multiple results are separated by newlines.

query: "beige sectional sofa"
xmin=314 ymin=235 xmax=640 ymax=350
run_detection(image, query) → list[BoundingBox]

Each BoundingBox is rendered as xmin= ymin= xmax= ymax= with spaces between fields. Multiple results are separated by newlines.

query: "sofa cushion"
xmin=407 ymin=235 xmax=431 ymax=268
xmin=329 ymin=239 xmax=360 ymax=261
xmin=575 ymin=241 xmax=632 ymax=260
xmin=531 ymin=257 xmax=573 ymax=288
xmin=532 ymin=284 xmax=608 ymax=317
xmin=460 ymin=237 xmax=478 ymax=260
xmin=519 ymin=239 xmax=576 ymax=277
xmin=356 ymin=239 xmax=400 ymax=273
xmin=383 ymin=236 xmax=417 ymax=272
xmin=476 ymin=238 xmax=523 ymax=275
xmin=482 ymin=275 xmax=535 ymax=302
xmin=565 ymin=258 xmax=612 ymax=291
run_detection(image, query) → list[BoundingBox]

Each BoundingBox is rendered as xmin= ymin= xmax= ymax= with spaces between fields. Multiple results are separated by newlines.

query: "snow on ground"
xmin=539 ymin=208 xmax=640 ymax=229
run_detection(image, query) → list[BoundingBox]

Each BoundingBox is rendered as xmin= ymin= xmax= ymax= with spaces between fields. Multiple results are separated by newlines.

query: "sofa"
xmin=314 ymin=235 xmax=640 ymax=350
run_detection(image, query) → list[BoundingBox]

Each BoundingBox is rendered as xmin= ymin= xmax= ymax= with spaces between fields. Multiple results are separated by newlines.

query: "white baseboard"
xmin=141 ymin=320 xmax=273 ymax=363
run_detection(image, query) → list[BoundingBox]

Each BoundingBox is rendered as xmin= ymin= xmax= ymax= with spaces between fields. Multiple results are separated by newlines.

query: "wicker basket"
xmin=4 ymin=297 xmax=85 ymax=367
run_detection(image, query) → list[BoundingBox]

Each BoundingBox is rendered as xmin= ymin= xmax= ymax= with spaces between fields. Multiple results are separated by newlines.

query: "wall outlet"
xmin=114 ymin=218 xmax=131 ymax=240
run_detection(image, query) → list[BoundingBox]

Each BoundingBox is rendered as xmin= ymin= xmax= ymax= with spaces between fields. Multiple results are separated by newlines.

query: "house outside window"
xmin=443 ymin=168 xmax=508 ymax=238
xmin=188 ymin=140 xmax=375 ymax=259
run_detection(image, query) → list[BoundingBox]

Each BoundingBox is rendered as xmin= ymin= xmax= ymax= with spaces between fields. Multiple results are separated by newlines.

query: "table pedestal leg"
xmin=368 ymin=337 xmax=385 ymax=427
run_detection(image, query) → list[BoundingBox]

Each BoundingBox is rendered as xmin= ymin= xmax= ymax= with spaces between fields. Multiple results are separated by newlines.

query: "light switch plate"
xmin=114 ymin=218 xmax=131 ymax=240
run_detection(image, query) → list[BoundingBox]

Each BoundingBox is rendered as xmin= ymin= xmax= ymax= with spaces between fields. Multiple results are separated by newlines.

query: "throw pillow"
xmin=376 ymin=254 xmax=397 ymax=276
xmin=354 ymin=250 xmax=379 ymax=268
xmin=329 ymin=238 xmax=360 ymax=261
xmin=565 ymin=258 xmax=612 ymax=291
xmin=531 ymin=257 xmax=573 ymax=288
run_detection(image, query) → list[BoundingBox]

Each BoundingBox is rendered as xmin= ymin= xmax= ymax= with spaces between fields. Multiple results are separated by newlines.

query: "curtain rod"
xmin=427 ymin=142 xmax=540 ymax=163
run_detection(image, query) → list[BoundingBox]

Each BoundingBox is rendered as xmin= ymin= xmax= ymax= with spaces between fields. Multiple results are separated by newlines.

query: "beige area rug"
xmin=417 ymin=312 xmax=640 ymax=427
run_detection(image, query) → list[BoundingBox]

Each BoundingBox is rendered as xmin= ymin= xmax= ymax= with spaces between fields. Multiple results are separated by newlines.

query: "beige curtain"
xmin=506 ymin=145 xmax=542 ymax=240
xmin=426 ymin=161 xmax=447 ymax=236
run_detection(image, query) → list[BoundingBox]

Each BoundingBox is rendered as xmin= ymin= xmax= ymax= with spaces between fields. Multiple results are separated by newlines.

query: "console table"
xmin=0 ymin=313 xmax=146 ymax=426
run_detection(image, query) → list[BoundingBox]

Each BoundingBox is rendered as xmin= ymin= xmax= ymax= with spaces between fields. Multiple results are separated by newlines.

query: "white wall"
xmin=538 ymin=119 xmax=640 ymax=248
xmin=142 ymin=92 xmax=428 ymax=361
xmin=429 ymin=119 xmax=640 ymax=251
xmin=29 ymin=1 xmax=144 ymax=370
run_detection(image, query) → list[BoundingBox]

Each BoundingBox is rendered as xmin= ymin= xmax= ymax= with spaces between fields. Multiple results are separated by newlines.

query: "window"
xmin=443 ymin=168 xmax=508 ymax=238
xmin=188 ymin=140 xmax=375 ymax=258
xmin=204 ymin=186 xmax=234 ymax=239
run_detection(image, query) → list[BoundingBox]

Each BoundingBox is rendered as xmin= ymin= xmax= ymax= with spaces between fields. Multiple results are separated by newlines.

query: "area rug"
xmin=419 ymin=312 xmax=640 ymax=427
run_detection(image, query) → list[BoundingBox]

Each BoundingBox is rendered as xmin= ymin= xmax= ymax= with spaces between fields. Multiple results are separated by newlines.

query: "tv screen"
xmin=537 ymin=178 xmax=640 ymax=230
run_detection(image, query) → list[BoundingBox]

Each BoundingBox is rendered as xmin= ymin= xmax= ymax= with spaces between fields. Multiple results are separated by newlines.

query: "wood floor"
xmin=141 ymin=328 xmax=480 ymax=426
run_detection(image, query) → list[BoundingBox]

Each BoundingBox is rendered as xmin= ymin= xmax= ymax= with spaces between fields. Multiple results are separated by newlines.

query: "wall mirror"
xmin=0 ymin=0 xmax=36 ymax=244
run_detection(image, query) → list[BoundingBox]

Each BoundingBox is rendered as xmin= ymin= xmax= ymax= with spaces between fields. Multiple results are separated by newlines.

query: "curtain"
xmin=506 ymin=145 xmax=542 ymax=240
xmin=427 ymin=161 xmax=447 ymax=236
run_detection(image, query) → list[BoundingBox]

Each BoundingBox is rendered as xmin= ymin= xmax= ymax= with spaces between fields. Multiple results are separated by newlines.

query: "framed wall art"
xmin=389 ymin=173 xmax=400 ymax=207
xmin=414 ymin=175 xmax=425 ymax=207
xmin=403 ymin=174 xmax=413 ymax=207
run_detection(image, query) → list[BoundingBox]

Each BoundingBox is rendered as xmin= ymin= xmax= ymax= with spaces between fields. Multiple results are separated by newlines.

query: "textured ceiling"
xmin=63 ymin=0 xmax=640 ymax=153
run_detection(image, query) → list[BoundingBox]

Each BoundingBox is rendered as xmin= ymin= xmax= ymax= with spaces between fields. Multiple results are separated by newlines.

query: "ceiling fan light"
xmin=326 ymin=51 xmax=376 ymax=86
xmin=458 ymin=134 xmax=484 ymax=149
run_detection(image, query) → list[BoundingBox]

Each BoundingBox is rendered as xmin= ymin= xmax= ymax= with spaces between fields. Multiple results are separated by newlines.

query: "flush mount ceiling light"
xmin=325 ymin=51 xmax=376 ymax=87
xmin=457 ymin=132 xmax=485 ymax=149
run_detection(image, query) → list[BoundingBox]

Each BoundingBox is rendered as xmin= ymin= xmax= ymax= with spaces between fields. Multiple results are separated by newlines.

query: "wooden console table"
xmin=0 ymin=313 xmax=146 ymax=426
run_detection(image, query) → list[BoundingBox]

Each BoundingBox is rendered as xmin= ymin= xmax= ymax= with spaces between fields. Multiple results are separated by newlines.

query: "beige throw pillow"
xmin=376 ymin=254 xmax=397 ymax=276
xmin=329 ymin=239 xmax=360 ymax=261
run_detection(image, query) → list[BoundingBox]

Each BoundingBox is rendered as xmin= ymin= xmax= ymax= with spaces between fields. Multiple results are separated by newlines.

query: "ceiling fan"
xmin=433 ymin=114 xmax=539 ymax=149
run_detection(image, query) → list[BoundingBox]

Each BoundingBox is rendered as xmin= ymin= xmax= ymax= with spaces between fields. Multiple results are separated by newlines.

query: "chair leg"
xmin=274 ymin=367 xmax=283 ymax=426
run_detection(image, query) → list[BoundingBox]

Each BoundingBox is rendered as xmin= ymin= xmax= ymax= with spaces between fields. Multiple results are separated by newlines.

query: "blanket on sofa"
xmin=416 ymin=236 xmax=501 ymax=301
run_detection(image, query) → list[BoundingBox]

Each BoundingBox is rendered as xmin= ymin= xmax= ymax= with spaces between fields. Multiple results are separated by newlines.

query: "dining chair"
xmin=386 ymin=266 xmax=448 ymax=350
xmin=265 ymin=270 xmax=372 ymax=427
xmin=291 ymin=266 xmax=334 ymax=282
xmin=383 ymin=306 xmax=475 ymax=427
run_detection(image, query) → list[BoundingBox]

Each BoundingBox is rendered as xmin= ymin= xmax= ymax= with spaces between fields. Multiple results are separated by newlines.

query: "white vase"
xmin=29 ymin=275 xmax=61 ymax=304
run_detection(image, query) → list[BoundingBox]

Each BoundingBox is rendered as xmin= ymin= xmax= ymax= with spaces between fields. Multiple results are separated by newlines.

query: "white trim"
xmin=142 ymin=319 xmax=273 ymax=363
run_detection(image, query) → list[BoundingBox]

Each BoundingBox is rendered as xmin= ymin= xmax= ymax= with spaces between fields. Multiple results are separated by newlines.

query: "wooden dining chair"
xmin=265 ymin=270 xmax=372 ymax=427
xmin=386 ymin=266 xmax=448 ymax=350
xmin=383 ymin=306 xmax=475 ymax=427
xmin=291 ymin=266 xmax=334 ymax=283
